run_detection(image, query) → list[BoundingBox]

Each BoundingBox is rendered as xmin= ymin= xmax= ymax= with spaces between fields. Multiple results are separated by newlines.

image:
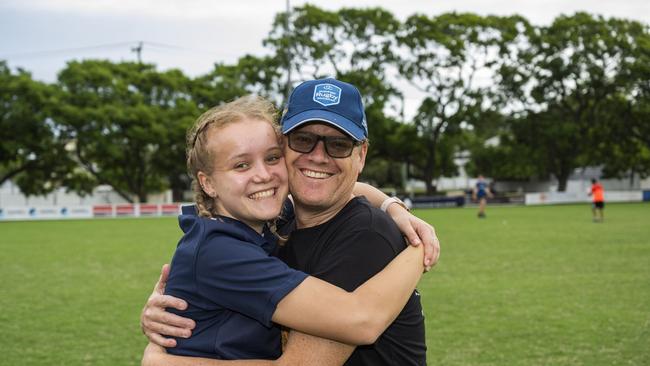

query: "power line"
xmin=143 ymin=41 xmax=242 ymax=58
xmin=0 ymin=41 xmax=136 ymax=59
xmin=0 ymin=40 xmax=241 ymax=61
xmin=144 ymin=41 xmax=188 ymax=50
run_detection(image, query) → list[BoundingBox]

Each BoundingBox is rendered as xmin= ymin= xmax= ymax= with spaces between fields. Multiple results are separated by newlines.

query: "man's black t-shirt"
xmin=278 ymin=197 xmax=427 ymax=366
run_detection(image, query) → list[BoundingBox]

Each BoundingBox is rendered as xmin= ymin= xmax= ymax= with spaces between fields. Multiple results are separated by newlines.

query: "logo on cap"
xmin=313 ymin=83 xmax=341 ymax=107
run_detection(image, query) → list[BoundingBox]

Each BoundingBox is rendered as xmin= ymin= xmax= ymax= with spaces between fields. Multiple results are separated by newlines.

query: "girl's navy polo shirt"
xmin=164 ymin=207 xmax=308 ymax=360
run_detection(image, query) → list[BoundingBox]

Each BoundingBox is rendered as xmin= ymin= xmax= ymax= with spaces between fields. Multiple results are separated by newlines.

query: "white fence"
xmin=525 ymin=191 xmax=645 ymax=205
xmin=0 ymin=203 xmax=185 ymax=221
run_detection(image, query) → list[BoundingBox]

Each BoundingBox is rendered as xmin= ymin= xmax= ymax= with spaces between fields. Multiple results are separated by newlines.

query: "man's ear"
xmin=357 ymin=142 xmax=368 ymax=174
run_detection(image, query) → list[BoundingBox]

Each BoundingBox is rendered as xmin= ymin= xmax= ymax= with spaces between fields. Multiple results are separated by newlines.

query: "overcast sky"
xmin=1 ymin=0 xmax=649 ymax=83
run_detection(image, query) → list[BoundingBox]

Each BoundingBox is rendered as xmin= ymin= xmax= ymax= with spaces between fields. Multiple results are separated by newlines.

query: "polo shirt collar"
xmin=212 ymin=215 xmax=277 ymax=253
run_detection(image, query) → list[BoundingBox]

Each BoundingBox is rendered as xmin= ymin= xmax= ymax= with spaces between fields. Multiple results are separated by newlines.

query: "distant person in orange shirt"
xmin=588 ymin=178 xmax=605 ymax=222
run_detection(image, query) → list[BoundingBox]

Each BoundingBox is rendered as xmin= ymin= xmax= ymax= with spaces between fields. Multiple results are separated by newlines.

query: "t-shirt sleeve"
xmin=310 ymin=229 xmax=399 ymax=292
xmin=194 ymin=233 xmax=308 ymax=327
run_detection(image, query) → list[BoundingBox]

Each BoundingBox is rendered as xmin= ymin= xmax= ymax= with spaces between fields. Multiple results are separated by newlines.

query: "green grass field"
xmin=1 ymin=203 xmax=649 ymax=365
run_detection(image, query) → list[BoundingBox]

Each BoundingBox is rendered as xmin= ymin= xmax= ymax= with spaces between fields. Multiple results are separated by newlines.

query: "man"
xmin=472 ymin=174 xmax=493 ymax=218
xmin=588 ymin=178 xmax=605 ymax=222
xmin=142 ymin=78 xmax=437 ymax=365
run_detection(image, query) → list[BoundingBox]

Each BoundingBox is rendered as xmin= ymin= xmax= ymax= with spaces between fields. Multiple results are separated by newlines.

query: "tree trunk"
xmin=424 ymin=170 xmax=435 ymax=195
xmin=138 ymin=192 xmax=148 ymax=203
xmin=425 ymin=149 xmax=437 ymax=195
xmin=425 ymin=133 xmax=438 ymax=195
xmin=172 ymin=188 xmax=184 ymax=202
xmin=115 ymin=191 xmax=134 ymax=203
xmin=556 ymin=172 xmax=570 ymax=192
xmin=169 ymin=174 xmax=189 ymax=202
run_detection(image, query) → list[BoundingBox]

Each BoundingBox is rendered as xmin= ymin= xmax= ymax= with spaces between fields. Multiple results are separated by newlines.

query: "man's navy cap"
xmin=281 ymin=78 xmax=368 ymax=141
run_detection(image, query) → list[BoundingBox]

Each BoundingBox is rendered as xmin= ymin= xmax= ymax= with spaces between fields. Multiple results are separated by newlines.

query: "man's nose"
xmin=307 ymin=140 xmax=330 ymax=162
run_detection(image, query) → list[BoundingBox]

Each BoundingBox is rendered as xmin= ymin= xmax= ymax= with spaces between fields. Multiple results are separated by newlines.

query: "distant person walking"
xmin=472 ymin=175 xmax=493 ymax=218
xmin=588 ymin=178 xmax=605 ymax=222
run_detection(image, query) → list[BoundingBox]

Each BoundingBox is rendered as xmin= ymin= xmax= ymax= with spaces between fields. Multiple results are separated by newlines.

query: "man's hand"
xmin=141 ymin=264 xmax=196 ymax=347
xmin=386 ymin=205 xmax=441 ymax=272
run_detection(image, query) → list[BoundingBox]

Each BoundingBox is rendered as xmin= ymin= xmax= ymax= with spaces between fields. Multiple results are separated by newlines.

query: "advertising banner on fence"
xmin=0 ymin=203 xmax=185 ymax=221
xmin=525 ymin=191 xmax=643 ymax=205
xmin=0 ymin=206 xmax=94 ymax=220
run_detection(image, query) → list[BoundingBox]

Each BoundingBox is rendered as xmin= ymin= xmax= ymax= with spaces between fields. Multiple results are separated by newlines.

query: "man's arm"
xmin=141 ymin=264 xmax=196 ymax=347
xmin=142 ymin=343 xmax=275 ymax=366
xmin=274 ymin=330 xmax=354 ymax=366
xmin=142 ymin=330 xmax=354 ymax=366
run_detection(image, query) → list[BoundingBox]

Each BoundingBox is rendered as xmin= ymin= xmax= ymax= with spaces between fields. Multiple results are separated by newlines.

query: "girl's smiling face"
xmin=199 ymin=118 xmax=288 ymax=232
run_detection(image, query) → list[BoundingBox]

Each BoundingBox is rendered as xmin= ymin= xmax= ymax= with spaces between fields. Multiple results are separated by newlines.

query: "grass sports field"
xmin=1 ymin=203 xmax=648 ymax=365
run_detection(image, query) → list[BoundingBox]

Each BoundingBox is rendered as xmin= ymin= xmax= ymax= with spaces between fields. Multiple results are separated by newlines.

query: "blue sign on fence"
xmin=643 ymin=190 xmax=650 ymax=202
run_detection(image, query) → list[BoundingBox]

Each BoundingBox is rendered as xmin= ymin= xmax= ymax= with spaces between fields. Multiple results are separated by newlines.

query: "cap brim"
xmin=282 ymin=110 xmax=366 ymax=141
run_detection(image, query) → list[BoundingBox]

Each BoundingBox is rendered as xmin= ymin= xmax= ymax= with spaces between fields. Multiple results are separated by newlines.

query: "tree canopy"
xmin=2 ymin=8 xmax=648 ymax=199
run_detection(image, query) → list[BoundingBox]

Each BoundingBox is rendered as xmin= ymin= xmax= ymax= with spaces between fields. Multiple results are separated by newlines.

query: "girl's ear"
xmin=197 ymin=171 xmax=216 ymax=198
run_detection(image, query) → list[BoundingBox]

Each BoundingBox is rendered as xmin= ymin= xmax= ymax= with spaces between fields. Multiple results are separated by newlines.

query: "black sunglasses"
xmin=288 ymin=131 xmax=361 ymax=158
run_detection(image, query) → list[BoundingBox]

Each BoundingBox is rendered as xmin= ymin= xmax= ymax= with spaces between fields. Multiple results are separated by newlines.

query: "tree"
xmin=148 ymin=69 xmax=200 ymax=202
xmin=595 ymin=22 xmax=650 ymax=181
xmin=397 ymin=13 xmax=526 ymax=194
xmin=56 ymin=60 xmax=191 ymax=203
xmin=192 ymin=55 xmax=284 ymax=109
xmin=595 ymin=95 xmax=650 ymax=182
xmin=462 ymin=110 xmax=538 ymax=180
xmin=497 ymin=13 xmax=648 ymax=190
xmin=265 ymin=5 xmax=400 ymax=99
xmin=0 ymin=62 xmax=84 ymax=196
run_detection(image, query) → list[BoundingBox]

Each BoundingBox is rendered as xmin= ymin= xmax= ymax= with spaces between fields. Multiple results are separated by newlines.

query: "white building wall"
xmin=640 ymin=177 xmax=650 ymax=190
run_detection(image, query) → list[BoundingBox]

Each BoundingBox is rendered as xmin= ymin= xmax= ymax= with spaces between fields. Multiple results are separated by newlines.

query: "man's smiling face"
xmin=284 ymin=122 xmax=367 ymax=212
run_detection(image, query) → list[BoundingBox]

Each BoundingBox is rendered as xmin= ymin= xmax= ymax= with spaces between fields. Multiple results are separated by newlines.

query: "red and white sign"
xmin=139 ymin=204 xmax=159 ymax=216
xmin=161 ymin=204 xmax=181 ymax=216
xmin=93 ymin=205 xmax=113 ymax=217
xmin=115 ymin=204 xmax=135 ymax=216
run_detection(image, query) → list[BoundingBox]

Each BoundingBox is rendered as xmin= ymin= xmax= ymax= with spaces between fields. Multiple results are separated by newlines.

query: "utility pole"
xmin=131 ymin=41 xmax=143 ymax=63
